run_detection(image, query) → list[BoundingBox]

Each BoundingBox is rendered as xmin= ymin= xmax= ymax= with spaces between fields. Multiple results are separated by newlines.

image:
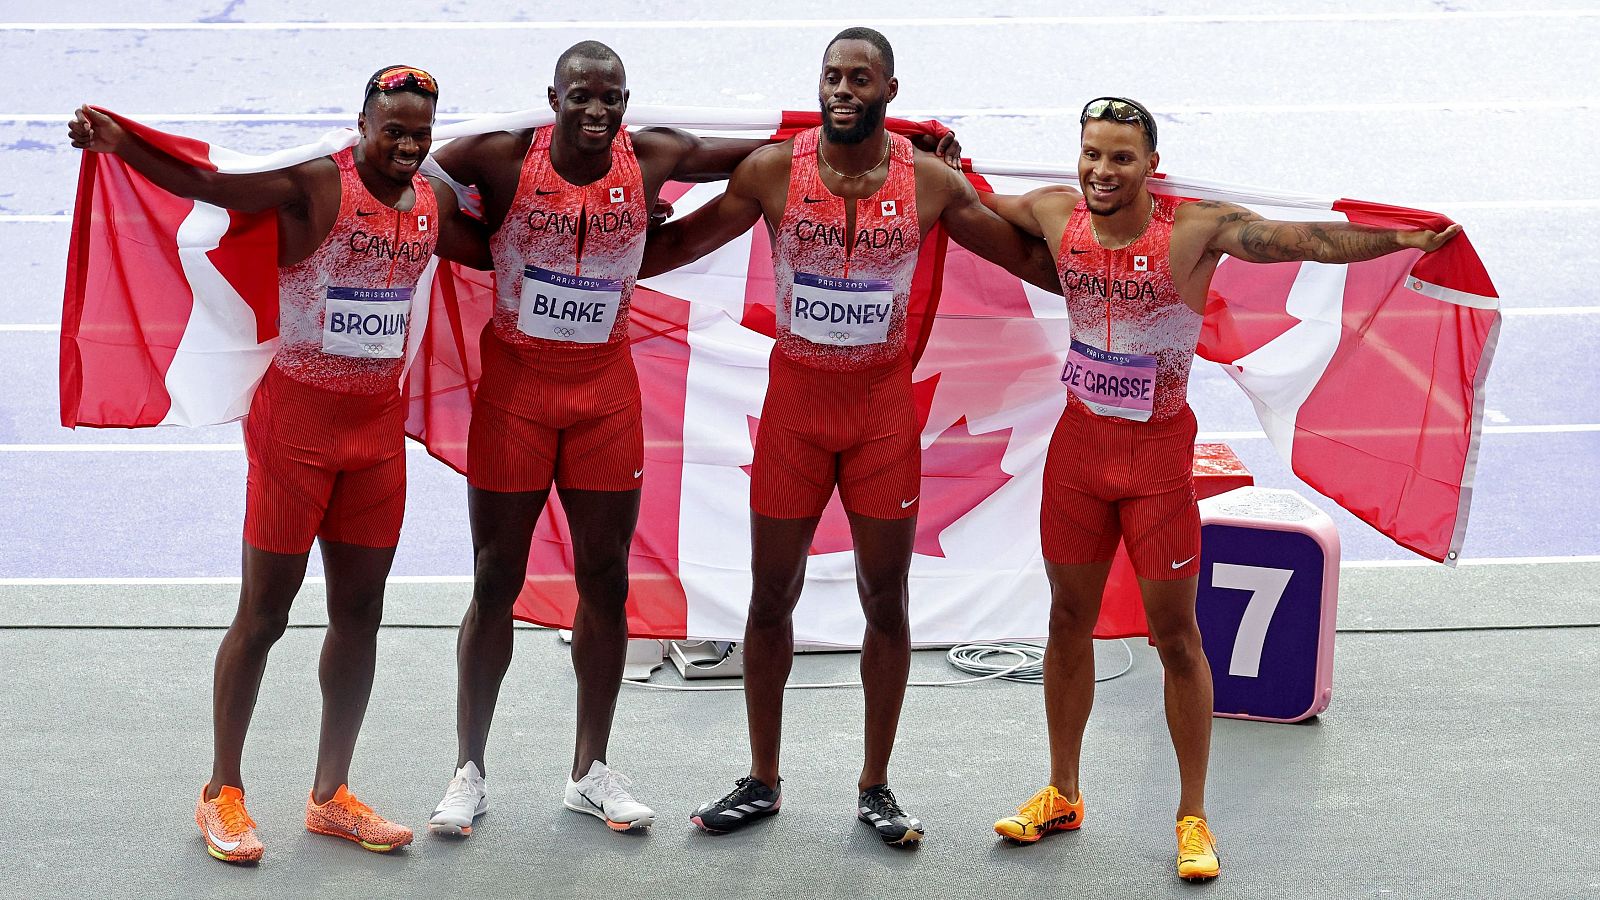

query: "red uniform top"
xmin=275 ymin=148 xmax=438 ymax=395
xmin=1056 ymin=194 xmax=1201 ymax=424
xmin=488 ymin=125 xmax=648 ymax=352
xmin=770 ymin=128 xmax=921 ymax=373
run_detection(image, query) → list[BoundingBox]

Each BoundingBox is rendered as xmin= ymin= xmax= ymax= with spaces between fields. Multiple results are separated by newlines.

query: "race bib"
xmin=518 ymin=265 xmax=622 ymax=343
xmin=1060 ymin=340 xmax=1157 ymax=421
xmin=322 ymin=286 xmax=410 ymax=359
xmin=789 ymin=271 xmax=895 ymax=347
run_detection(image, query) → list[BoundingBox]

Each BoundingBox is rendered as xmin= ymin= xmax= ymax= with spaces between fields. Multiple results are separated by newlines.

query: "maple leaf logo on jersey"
xmin=880 ymin=200 xmax=897 ymax=217
xmin=609 ymin=186 xmax=627 ymax=204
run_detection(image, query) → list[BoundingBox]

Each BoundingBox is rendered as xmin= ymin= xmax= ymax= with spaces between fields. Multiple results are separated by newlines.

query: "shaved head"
xmin=554 ymin=40 xmax=625 ymax=88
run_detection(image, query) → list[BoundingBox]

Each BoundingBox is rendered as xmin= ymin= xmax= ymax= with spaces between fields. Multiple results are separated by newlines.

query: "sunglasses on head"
xmin=366 ymin=66 xmax=439 ymax=99
xmin=1080 ymin=97 xmax=1156 ymax=149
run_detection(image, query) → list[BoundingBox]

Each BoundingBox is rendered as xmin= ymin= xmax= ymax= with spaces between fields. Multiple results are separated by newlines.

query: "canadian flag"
xmin=62 ymin=107 xmax=1500 ymax=644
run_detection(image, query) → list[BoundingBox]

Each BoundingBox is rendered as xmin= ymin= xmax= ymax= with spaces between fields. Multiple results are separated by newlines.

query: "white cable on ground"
xmin=620 ymin=639 xmax=1135 ymax=692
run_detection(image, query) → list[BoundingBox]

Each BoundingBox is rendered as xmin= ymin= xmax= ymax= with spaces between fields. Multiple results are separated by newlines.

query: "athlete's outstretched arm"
xmin=1199 ymin=200 xmax=1463 ymax=264
xmin=638 ymin=153 xmax=770 ymax=278
xmin=977 ymin=184 xmax=1075 ymax=239
xmin=68 ymin=105 xmax=309 ymax=212
xmin=931 ymin=162 xmax=1062 ymax=293
xmin=638 ymin=123 xmax=962 ymax=183
xmin=428 ymin=179 xmax=493 ymax=270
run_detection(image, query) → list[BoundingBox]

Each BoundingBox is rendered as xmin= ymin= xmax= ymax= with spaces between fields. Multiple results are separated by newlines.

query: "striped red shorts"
xmin=467 ymin=325 xmax=644 ymax=494
xmin=243 ymin=365 xmax=407 ymax=554
xmin=1041 ymin=398 xmax=1200 ymax=580
xmin=750 ymin=351 xmax=920 ymax=520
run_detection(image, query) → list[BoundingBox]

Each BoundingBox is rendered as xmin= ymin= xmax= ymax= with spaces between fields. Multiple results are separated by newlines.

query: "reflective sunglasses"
xmin=366 ymin=66 xmax=440 ymax=99
xmin=1080 ymin=97 xmax=1156 ymax=149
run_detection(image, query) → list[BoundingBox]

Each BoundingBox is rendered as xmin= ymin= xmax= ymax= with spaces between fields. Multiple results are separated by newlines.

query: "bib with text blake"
xmin=1060 ymin=340 xmax=1157 ymax=421
xmin=322 ymin=286 xmax=410 ymax=359
xmin=518 ymin=265 xmax=623 ymax=343
xmin=790 ymin=271 xmax=894 ymax=347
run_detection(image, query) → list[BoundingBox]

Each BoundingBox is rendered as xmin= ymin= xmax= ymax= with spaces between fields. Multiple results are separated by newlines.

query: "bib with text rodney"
xmin=322 ymin=286 xmax=410 ymax=359
xmin=790 ymin=271 xmax=894 ymax=347
xmin=1060 ymin=340 xmax=1156 ymax=421
xmin=518 ymin=265 xmax=622 ymax=343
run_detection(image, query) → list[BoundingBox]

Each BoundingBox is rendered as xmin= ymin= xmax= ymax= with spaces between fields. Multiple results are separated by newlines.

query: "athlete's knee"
xmin=573 ymin=551 xmax=629 ymax=605
xmin=1048 ymin=595 xmax=1101 ymax=639
xmin=1150 ymin=621 xmax=1207 ymax=672
xmin=859 ymin=588 xmax=910 ymax=636
xmin=327 ymin=591 xmax=384 ymax=635
xmin=472 ymin=545 xmax=528 ymax=611
xmin=231 ymin=604 xmax=291 ymax=649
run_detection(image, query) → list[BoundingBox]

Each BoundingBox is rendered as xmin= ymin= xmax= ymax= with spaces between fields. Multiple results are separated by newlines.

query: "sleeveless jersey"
xmin=488 ymin=125 xmax=648 ymax=351
xmin=275 ymin=147 xmax=438 ymax=395
xmin=1056 ymin=194 xmax=1201 ymax=423
xmin=771 ymin=128 xmax=921 ymax=372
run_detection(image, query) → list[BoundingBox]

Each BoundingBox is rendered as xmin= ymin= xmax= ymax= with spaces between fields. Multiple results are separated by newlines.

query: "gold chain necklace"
xmin=819 ymin=134 xmax=890 ymax=180
xmin=1090 ymin=194 xmax=1155 ymax=249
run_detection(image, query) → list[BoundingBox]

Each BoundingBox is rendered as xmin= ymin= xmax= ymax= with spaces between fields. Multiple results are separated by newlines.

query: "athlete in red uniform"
xmin=424 ymin=41 xmax=965 ymax=837
xmin=69 ymin=67 xmax=489 ymax=863
xmin=981 ymin=97 xmax=1462 ymax=881
xmin=640 ymin=28 xmax=1058 ymax=846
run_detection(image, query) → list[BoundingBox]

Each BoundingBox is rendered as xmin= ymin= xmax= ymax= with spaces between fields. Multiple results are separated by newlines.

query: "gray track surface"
xmin=4 ymin=2 xmax=1599 ymax=898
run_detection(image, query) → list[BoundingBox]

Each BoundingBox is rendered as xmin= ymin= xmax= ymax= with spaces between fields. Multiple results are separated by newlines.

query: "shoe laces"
xmin=862 ymin=784 xmax=906 ymax=818
xmin=1178 ymin=818 xmax=1215 ymax=857
xmin=1018 ymin=785 xmax=1063 ymax=822
xmin=718 ymin=776 xmax=764 ymax=806
xmin=442 ymin=773 xmax=483 ymax=808
xmin=215 ymin=793 xmax=256 ymax=833
xmin=589 ymin=767 xmax=635 ymax=801
xmin=332 ymin=788 xmax=376 ymax=821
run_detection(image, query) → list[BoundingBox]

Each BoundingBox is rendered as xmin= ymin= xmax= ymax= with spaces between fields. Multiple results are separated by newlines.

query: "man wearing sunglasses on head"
xmin=979 ymin=97 xmax=1461 ymax=882
xmin=69 ymin=65 xmax=490 ymax=864
xmin=422 ymin=40 xmax=962 ymax=838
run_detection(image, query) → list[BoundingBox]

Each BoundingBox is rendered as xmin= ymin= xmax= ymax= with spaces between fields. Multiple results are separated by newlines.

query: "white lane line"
xmin=4 ymin=556 xmax=1595 ymax=585
xmin=1500 ymin=307 xmax=1600 ymax=316
xmin=0 ymin=442 xmax=450 ymax=451
xmin=0 ymin=214 xmax=70 ymax=222
xmin=0 ymin=324 xmax=60 ymax=332
xmin=1345 ymin=555 xmax=1600 ymax=568
xmin=10 ymin=100 xmax=1600 ymax=123
xmin=4 ymin=11 xmax=1598 ymax=30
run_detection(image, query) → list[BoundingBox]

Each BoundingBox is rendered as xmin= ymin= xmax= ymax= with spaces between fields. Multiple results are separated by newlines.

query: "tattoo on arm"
xmin=1206 ymin=199 xmax=1406 ymax=265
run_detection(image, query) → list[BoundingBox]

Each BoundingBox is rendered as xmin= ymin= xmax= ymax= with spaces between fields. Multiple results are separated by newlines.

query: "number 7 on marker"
xmin=1210 ymin=563 xmax=1294 ymax=678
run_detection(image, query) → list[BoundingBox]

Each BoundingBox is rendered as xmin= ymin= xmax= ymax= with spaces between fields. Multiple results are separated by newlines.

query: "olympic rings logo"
xmin=553 ymin=326 xmax=577 ymax=337
xmin=829 ymin=331 xmax=851 ymax=341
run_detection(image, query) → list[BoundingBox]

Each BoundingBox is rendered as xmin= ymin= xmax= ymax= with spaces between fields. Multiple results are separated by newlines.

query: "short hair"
xmin=827 ymin=27 xmax=894 ymax=76
xmin=554 ymin=40 xmax=625 ymax=85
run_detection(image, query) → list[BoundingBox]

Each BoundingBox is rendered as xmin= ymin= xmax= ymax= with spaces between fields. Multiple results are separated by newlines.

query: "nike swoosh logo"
xmin=633 ymin=469 xmax=643 ymax=478
xmin=802 ymin=196 xmax=828 ymax=203
xmin=535 ymin=188 xmax=561 ymax=196
xmin=1171 ymin=555 xmax=1197 ymax=569
xmin=1068 ymin=248 xmax=1090 ymax=254
xmin=356 ymin=210 xmax=379 ymax=217
xmin=579 ymin=789 xmax=605 ymax=812
xmin=900 ymin=496 xmax=919 ymax=508
xmin=206 ymin=827 xmax=241 ymax=852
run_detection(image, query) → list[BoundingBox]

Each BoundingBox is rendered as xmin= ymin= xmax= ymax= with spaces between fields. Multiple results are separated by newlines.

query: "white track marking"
xmin=3 ymin=11 xmax=1598 ymax=30
xmin=11 ymin=100 xmax=1600 ymax=123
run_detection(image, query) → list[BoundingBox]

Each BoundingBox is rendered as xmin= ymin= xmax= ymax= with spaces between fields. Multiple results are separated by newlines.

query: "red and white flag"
xmin=62 ymin=107 xmax=1500 ymax=644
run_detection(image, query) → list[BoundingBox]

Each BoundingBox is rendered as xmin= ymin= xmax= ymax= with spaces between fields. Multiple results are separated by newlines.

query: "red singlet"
xmin=751 ymin=128 xmax=923 ymax=520
xmin=1041 ymin=194 xmax=1203 ymax=579
xmin=244 ymin=148 xmax=436 ymax=553
xmin=468 ymin=126 xmax=648 ymax=493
